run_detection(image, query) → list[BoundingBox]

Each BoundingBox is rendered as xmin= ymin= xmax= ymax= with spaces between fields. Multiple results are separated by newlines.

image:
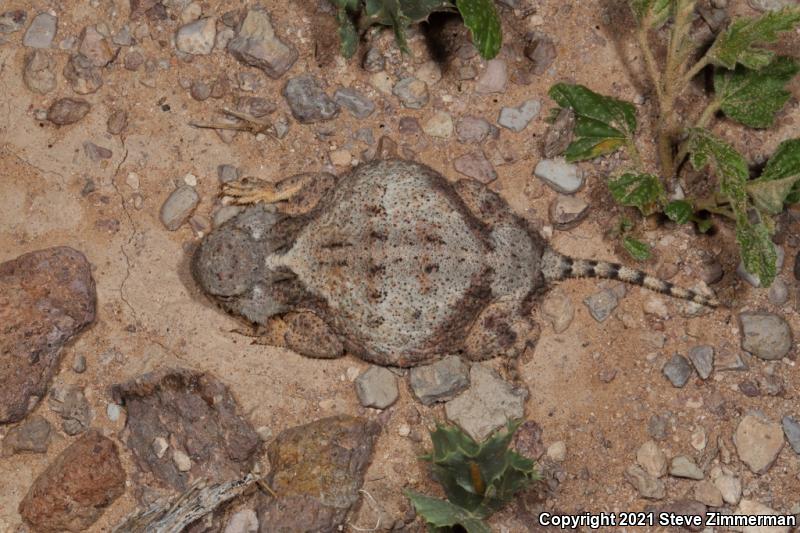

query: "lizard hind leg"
xmin=222 ymin=172 xmax=338 ymax=215
xmin=223 ymin=176 xmax=306 ymax=206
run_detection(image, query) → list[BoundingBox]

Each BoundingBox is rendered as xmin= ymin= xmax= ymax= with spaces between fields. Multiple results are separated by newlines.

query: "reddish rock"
xmin=19 ymin=431 xmax=126 ymax=532
xmin=0 ymin=247 xmax=96 ymax=424
xmin=112 ymin=368 xmax=261 ymax=496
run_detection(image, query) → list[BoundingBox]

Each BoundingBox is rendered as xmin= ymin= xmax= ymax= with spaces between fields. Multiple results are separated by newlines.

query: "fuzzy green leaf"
xmin=746 ymin=174 xmax=800 ymax=214
xmin=715 ymin=56 xmax=799 ymax=128
xmin=664 ymin=200 xmax=693 ymax=224
xmin=736 ymin=219 xmax=777 ymax=287
xmin=608 ymin=172 xmax=664 ymax=215
xmin=623 ymin=237 xmax=651 ymax=261
xmin=549 ymin=83 xmax=637 ymax=162
xmin=759 ymin=138 xmax=800 ymax=204
xmin=456 ymin=0 xmax=502 ymax=59
xmin=331 ymin=0 xmax=360 ymax=9
xmin=686 ymin=128 xmax=748 ymax=205
xmin=336 ymin=8 xmax=359 ymax=58
xmin=628 ymin=0 xmax=672 ymax=28
xmin=706 ymin=8 xmax=800 ymax=70
xmin=364 ymin=0 xmax=412 ymax=52
xmin=405 ymin=491 xmax=491 ymax=533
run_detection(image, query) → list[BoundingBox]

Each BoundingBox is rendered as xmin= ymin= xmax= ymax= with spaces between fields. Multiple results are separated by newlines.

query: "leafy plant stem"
xmin=693 ymin=200 xmax=736 ymax=220
xmin=638 ymin=26 xmax=663 ymax=102
xmin=625 ymin=138 xmax=644 ymax=170
xmin=681 ymin=56 xmax=710 ymax=89
xmin=674 ymin=98 xmax=723 ymax=171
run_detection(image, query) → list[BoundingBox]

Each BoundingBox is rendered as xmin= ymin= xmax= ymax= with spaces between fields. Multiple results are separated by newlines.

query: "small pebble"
xmin=47 ymin=98 xmax=90 ymax=125
xmin=669 ymin=455 xmax=704 ymax=480
xmin=0 ymin=10 xmax=27 ymax=34
xmin=541 ymin=288 xmax=574 ymax=333
xmin=172 ymin=449 xmax=192 ymax=471
xmin=739 ymin=311 xmax=792 ymax=360
xmin=393 ymin=77 xmax=429 ymax=109
xmin=409 ymin=356 xmax=470 ymax=405
xmin=733 ymin=415 xmax=784 ymax=474
xmin=333 ymin=87 xmax=375 ymax=119
xmin=355 ymin=366 xmax=398 ymax=409
xmin=584 ymin=289 xmax=618 ymax=322
xmin=549 ymin=195 xmax=589 ymax=230
xmin=546 ymin=441 xmax=566 ymax=462
xmin=217 ymin=164 xmax=239 ymax=184
xmin=176 ymin=17 xmax=216 ymax=55
xmin=782 ymin=416 xmax=800 ymax=454
xmin=768 ymin=278 xmax=788 ymax=305
xmin=23 ymin=49 xmax=57 ymax=94
xmin=422 ymin=112 xmax=454 ymax=138
xmin=663 ymin=354 xmax=692 ymax=388
xmin=534 ymin=158 xmax=584 ymax=194
xmin=107 ymin=110 xmax=128 ymax=135
xmin=160 ymin=185 xmax=199 ymax=231
xmin=475 ymin=58 xmax=507 ymax=94
xmin=456 ymin=116 xmax=492 ymax=144
xmin=637 ymin=440 xmax=666 ymax=478
xmin=72 ymin=354 xmax=86 ymax=373
xmin=283 ymin=75 xmax=340 ymax=123
xmin=106 ymin=403 xmax=121 ymax=422
xmin=23 ymin=13 xmax=57 ymax=48
xmin=687 ymin=345 xmax=714 ymax=380
xmin=453 ymin=152 xmax=497 ymax=183
xmin=190 ymin=80 xmax=211 ymax=101
xmin=363 ymin=46 xmax=385 ymax=72
xmin=498 ymin=99 xmax=541 ymax=133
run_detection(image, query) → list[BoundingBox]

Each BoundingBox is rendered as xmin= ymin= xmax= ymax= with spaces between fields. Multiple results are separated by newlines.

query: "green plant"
xmin=331 ymin=0 xmax=502 ymax=60
xmin=405 ymin=421 xmax=539 ymax=533
xmin=547 ymin=2 xmax=800 ymax=287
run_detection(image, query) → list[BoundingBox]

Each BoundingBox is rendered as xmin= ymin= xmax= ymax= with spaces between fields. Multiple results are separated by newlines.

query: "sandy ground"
xmin=1 ymin=0 xmax=800 ymax=531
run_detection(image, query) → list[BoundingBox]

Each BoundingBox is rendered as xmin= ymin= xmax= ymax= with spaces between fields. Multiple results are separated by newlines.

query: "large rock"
xmin=19 ymin=431 xmax=126 ymax=532
xmin=733 ymin=415 xmax=784 ymax=474
xmin=228 ymin=7 xmax=297 ymax=78
xmin=739 ymin=312 xmax=792 ymax=361
xmin=0 ymin=248 xmax=96 ymax=424
xmin=257 ymin=415 xmax=380 ymax=532
xmin=112 ymin=368 xmax=261 ymax=495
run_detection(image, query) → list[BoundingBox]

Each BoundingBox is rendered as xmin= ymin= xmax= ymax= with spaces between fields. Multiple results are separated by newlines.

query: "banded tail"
xmin=541 ymin=248 xmax=719 ymax=308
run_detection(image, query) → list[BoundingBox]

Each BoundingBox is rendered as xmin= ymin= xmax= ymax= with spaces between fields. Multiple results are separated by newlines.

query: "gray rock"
xmin=83 ymin=141 xmax=113 ymax=161
xmin=782 ymin=416 xmax=800 ymax=454
xmin=715 ymin=345 xmax=748 ymax=371
xmin=49 ymin=384 xmax=91 ymax=435
xmin=47 ymin=97 xmax=90 ymax=125
xmin=687 ymin=345 xmax=714 ymax=380
xmin=739 ymin=311 xmax=792 ymax=360
xmin=23 ymin=13 xmax=57 ymax=48
xmin=534 ymin=158 xmax=584 ymax=194
xmin=524 ymin=32 xmax=557 ymax=74
xmin=543 ymin=108 xmax=575 ymax=159
xmin=637 ymin=440 xmax=667 ymax=478
xmin=218 ymin=164 xmax=239 ymax=184
xmin=699 ymin=257 xmax=724 ymax=285
xmin=584 ymin=289 xmax=618 ymax=322
xmin=444 ymin=365 xmax=527 ymax=441
xmin=225 ymin=509 xmax=259 ymax=533
xmin=693 ymin=480 xmax=723 ymax=507
xmin=663 ymin=354 xmax=692 ymax=388
xmin=354 ymin=366 xmax=398 ymax=409
xmin=78 ymin=25 xmax=113 ymax=67
xmin=283 ymin=75 xmax=339 ymax=124
xmin=63 ymin=53 xmax=103 ymax=95
xmin=112 ymin=25 xmax=132 ymax=46
xmin=453 ymin=151 xmax=497 ymax=183
xmin=475 ymin=58 xmax=507 ymax=94
xmin=748 ymin=0 xmax=796 ymax=11
xmin=213 ymin=205 xmax=243 ymax=228
xmin=107 ymin=110 xmax=128 ymax=135
xmin=648 ymin=414 xmax=670 ymax=441
xmin=739 ymin=379 xmax=760 ymax=397
xmin=392 ymin=77 xmax=429 ymax=109
xmin=1 ymin=416 xmax=51 ymax=455
xmin=711 ymin=466 xmax=741 ymax=505
xmin=768 ymin=278 xmax=788 ymax=305
xmin=362 ymin=46 xmax=384 ymax=72
xmin=176 ymin=17 xmax=216 ymax=55
xmin=409 ymin=356 xmax=470 ymax=405
xmin=190 ymin=80 xmax=211 ymax=101
xmin=236 ymin=96 xmax=275 ymax=117
xmin=456 ymin=116 xmax=492 ymax=144
xmin=669 ymin=455 xmax=704 ymax=480
xmin=625 ymin=465 xmax=665 ymax=500
xmin=498 ymin=99 xmax=541 ymax=133
xmin=733 ymin=414 xmax=784 ymax=474
xmin=549 ymin=195 xmax=589 ymax=230
xmin=228 ymin=8 xmax=297 ymax=78
xmin=737 ymin=246 xmax=783 ymax=287
xmin=72 ymin=354 xmax=87 ymax=373
xmin=0 ymin=10 xmax=27 ymax=33
xmin=23 ymin=49 xmax=57 ymax=94
xmin=334 ymin=87 xmax=375 ymax=119
xmin=160 ymin=185 xmax=199 ymax=231
xmin=124 ymin=50 xmax=144 ymax=71
xmin=541 ymin=288 xmax=574 ymax=333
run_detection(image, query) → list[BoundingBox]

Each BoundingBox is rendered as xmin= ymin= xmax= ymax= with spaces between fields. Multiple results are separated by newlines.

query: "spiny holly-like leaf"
xmin=736 ymin=219 xmax=777 ymax=287
xmin=686 ymin=128 xmax=748 ymax=204
xmin=628 ymin=0 xmax=672 ymax=28
xmin=759 ymin=138 xmax=800 ymax=204
xmin=549 ymin=83 xmax=637 ymax=162
xmin=665 ymin=200 xmax=693 ymax=224
xmin=715 ymin=56 xmax=800 ymax=128
xmin=336 ymin=8 xmax=359 ymax=58
xmin=456 ymin=0 xmax=502 ymax=60
xmin=623 ymin=237 xmax=651 ymax=261
xmin=405 ymin=491 xmax=491 ymax=533
xmin=608 ymin=172 xmax=664 ymax=215
xmin=706 ymin=8 xmax=800 ymax=70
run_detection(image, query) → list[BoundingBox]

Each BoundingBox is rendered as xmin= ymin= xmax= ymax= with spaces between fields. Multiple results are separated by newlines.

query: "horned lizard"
xmin=192 ymin=159 xmax=716 ymax=367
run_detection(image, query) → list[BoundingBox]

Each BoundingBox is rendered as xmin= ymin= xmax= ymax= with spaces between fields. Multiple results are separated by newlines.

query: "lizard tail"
xmin=541 ymin=248 xmax=719 ymax=308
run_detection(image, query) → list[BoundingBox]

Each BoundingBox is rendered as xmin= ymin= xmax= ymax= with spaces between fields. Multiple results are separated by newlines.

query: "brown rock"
xmin=19 ymin=431 xmax=126 ymax=532
xmin=107 ymin=109 xmax=128 ymax=135
xmin=0 ymin=248 xmax=96 ymax=424
xmin=257 ymin=415 xmax=380 ymax=533
xmin=1 ymin=415 xmax=51 ymax=455
xmin=63 ymin=53 xmax=104 ymax=95
xmin=112 ymin=368 xmax=261 ymax=496
xmin=78 ymin=25 xmax=113 ymax=67
xmin=47 ymin=98 xmax=91 ymax=125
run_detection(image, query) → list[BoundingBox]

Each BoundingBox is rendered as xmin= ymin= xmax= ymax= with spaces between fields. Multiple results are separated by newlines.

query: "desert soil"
xmin=1 ymin=0 xmax=800 ymax=531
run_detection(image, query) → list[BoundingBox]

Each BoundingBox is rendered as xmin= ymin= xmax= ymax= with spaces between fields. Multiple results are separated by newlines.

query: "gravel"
xmin=687 ymin=345 xmax=714 ymax=380
xmin=497 ymin=99 xmax=541 ymax=132
xmin=355 ymin=366 xmax=398 ymax=409
xmin=739 ymin=311 xmax=792 ymax=360
xmin=23 ymin=12 xmax=57 ymax=48
xmin=534 ymin=158 xmax=584 ymax=194
xmin=409 ymin=356 xmax=470 ymax=405
xmin=283 ymin=75 xmax=340 ymax=123
xmin=160 ymin=185 xmax=200 ymax=231
xmin=662 ymin=354 xmax=692 ymax=388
